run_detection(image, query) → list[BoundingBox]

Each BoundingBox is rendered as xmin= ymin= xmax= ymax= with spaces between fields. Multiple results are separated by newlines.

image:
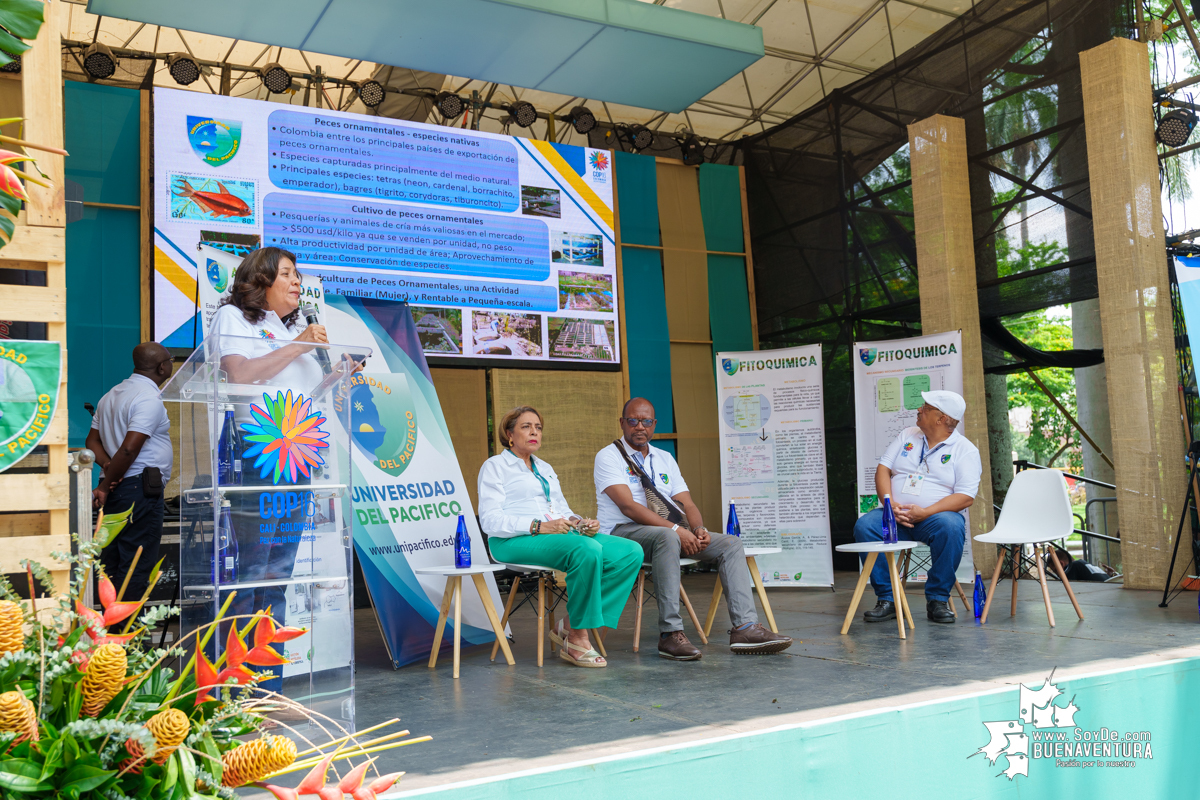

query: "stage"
xmin=255 ymin=569 xmax=1200 ymax=798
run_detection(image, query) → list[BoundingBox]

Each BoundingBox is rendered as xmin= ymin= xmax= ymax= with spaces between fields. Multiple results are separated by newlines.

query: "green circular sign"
xmin=349 ymin=374 xmax=418 ymax=477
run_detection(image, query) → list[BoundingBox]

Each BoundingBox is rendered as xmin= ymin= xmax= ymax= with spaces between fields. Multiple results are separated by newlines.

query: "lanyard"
xmin=918 ymin=439 xmax=948 ymax=473
xmin=528 ymin=458 xmax=551 ymax=502
xmin=631 ymin=449 xmax=654 ymax=482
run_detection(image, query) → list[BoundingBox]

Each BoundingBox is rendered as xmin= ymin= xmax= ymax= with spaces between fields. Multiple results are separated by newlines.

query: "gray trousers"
xmin=612 ymin=523 xmax=758 ymax=634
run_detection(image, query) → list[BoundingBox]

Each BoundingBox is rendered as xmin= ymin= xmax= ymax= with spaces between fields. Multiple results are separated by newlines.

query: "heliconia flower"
xmin=0 ymin=164 xmax=27 ymax=202
xmin=226 ymin=623 xmax=249 ymax=668
xmin=0 ymin=150 xmax=32 ymax=167
xmin=96 ymin=576 xmax=144 ymax=628
xmin=257 ymin=784 xmax=299 ymax=800
xmin=194 ymin=650 xmax=256 ymax=706
xmin=296 ymin=753 xmax=334 ymax=795
xmin=368 ymin=772 xmax=404 ymax=794
xmin=337 ymin=759 xmax=375 ymax=793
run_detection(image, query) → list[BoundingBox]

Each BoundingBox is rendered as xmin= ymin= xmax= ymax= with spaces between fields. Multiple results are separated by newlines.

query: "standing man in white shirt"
xmin=595 ymin=397 xmax=792 ymax=660
xmin=86 ymin=342 xmax=174 ymax=601
xmin=853 ymin=390 xmax=982 ymax=624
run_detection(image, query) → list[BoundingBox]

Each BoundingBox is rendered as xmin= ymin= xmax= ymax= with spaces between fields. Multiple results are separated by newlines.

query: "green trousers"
xmin=488 ymin=533 xmax=644 ymax=630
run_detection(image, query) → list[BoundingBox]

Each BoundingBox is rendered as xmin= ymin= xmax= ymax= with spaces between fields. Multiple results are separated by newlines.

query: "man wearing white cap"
xmin=853 ymin=390 xmax=982 ymax=624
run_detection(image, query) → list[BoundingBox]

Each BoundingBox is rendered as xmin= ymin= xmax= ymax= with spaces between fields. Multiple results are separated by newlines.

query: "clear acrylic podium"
xmin=161 ymin=332 xmax=372 ymax=729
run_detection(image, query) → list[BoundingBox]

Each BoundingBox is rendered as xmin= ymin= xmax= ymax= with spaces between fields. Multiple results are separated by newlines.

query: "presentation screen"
xmin=151 ymin=87 xmax=619 ymax=366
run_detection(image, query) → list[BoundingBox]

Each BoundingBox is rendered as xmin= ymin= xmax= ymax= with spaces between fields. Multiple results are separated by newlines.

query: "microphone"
xmin=303 ymin=302 xmax=331 ymax=375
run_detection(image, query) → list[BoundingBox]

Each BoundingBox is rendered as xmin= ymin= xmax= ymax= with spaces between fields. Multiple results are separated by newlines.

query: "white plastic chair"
xmin=974 ymin=469 xmax=1084 ymax=627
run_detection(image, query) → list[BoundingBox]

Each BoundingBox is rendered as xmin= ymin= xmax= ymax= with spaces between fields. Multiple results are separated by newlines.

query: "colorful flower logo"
xmin=902 ymin=442 xmax=914 ymax=452
xmin=588 ymin=151 xmax=609 ymax=171
xmin=240 ymin=390 xmax=329 ymax=484
xmin=258 ymin=329 xmax=276 ymax=339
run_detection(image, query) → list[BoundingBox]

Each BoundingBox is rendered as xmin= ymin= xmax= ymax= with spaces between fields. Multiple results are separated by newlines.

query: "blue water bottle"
xmin=217 ymin=405 xmax=241 ymax=486
xmin=726 ymin=502 xmax=741 ymax=537
xmin=881 ymin=494 xmax=898 ymax=544
xmin=214 ymin=499 xmax=238 ymax=584
xmin=454 ymin=515 xmax=471 ymax=569
xmin=974 ymin=570 xmax=986 ymax=619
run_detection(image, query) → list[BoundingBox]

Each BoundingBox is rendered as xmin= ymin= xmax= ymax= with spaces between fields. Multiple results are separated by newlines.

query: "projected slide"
xmin=152 ymin=88 xmax=619 ymax=365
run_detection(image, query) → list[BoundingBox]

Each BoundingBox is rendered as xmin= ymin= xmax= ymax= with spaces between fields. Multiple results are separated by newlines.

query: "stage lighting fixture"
xmin=1157 ymin=107 xmax=1198 ymax=148
xmin=356 ymin=79 xmax=385 ymax=108
xmin=83 ymin=43 xmax=117 ymax=80
xmin=627 ymin=124 xmax=653 ymax=151
xmin=435 ymin=91 xmax=465 ymax=120
xmin=568 ymin=106 xmax=596 ymax=135
xmin=679 ymin=134 xmax=705 ymax=166
xmin=509 ymin=100 xmax=538 ymax=128
xmin=167 ymin=53 xmax=200 ymax=86
xmin=259 ymin=62 xmax=292 ymax=94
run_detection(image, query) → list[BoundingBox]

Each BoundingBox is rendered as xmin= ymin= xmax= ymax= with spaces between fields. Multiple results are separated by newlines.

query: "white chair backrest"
xmin=992 ymin=469 xmax=1074 ymax=541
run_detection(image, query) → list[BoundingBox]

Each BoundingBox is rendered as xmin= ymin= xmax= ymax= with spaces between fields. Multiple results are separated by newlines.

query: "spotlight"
xmin=626 ymin=124 xmax=653 ymax=151
xmin=1157 ymin=107 xmax=1197 ymax=148
xmin=679 ymin=134 xmax=705 ymax=166
xmin=82 ymin=43 xmax=117 ymax=80
xmin=258 ymin=62 xmax=292 ymax=94
xmin=568 ymin=105 xmax=596 ymax=135
xmin=435 ymin=91 xmax=465 ymax=120
xmin=356 ymin=79 xmax=385 ymax=108
xmin=509 ymin=100 xmax=538 ymax=128
xmin=167 ymin=53 xmax=200 ymax=86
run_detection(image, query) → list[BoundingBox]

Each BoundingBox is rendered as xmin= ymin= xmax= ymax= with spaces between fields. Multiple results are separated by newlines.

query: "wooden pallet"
xmin=0 ymin=0 xmax=69 ymax=595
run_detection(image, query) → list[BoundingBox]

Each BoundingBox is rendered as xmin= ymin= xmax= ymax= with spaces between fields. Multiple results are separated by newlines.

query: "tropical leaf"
xmin=94 ymin=505 xmax=134 ymax=549
xmin=0 ymin=758 xmax=50 ymax=793
xmin=0 ymin=0 xmax=46 ymax=39
xmin=0 ymin=28 xmax=29 ymax=57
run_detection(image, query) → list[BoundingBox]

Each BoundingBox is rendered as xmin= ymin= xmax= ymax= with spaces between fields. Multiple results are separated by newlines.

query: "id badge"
xmin=902 ymin=473 xmax=924 ymax=495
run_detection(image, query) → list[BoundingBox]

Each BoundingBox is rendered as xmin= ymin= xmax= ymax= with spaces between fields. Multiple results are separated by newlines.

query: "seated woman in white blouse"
xmin=478 ymin=406 xmax=643 ymax=668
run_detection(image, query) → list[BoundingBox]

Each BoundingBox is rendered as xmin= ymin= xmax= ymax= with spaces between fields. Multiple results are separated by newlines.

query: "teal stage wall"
xmin=392 ymin=657 xmax=1200 ymax=799
xmin=64 ymin=81 xmax=142 ymax=447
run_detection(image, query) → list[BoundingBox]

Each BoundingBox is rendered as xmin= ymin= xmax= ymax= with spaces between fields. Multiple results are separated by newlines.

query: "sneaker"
xmin=926 ymin=600 xmax=955 ymax=624
xmin=658 ymin=630 xmax=702 ymax=661
xmin=863 ymin=600 xmax=896 ymax=623
xmin=729 ymin=623 xmax=792 ymax=654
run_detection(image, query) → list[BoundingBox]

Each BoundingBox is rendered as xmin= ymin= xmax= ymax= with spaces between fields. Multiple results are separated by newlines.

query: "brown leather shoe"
xmin=729 ymin=624 xmax=792 ymax=655
xmin=658 ymin=630 xmax=702 ymax=661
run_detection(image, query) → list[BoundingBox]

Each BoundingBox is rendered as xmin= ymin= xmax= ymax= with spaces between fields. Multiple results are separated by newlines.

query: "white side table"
xmin=703 ymin=545 xmax=783 ymax=636
xmin=415 ymin=563 xmax=513 ymax=678
xmin=834 ymin=542 xmax=918 ymax=639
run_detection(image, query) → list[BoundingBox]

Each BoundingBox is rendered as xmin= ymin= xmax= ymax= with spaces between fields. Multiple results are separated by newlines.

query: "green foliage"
xmin=1006 ymin=309 xmax=1082 ymax=472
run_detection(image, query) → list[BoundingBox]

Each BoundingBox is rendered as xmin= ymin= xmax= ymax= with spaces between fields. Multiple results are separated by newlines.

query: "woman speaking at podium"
xmin=208 ymin=246 xmax=329 ymax=696
xmin=478 ymin=407 xmax=643 ymax=668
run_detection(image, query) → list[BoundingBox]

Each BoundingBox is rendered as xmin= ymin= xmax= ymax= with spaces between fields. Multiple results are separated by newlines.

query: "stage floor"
xmin=282 ymin=570 xmax=1200 ymax=795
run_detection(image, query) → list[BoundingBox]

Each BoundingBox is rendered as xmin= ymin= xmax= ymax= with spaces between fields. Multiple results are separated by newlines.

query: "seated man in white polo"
xmin=853 ymin=390 xmax=982 ymax=625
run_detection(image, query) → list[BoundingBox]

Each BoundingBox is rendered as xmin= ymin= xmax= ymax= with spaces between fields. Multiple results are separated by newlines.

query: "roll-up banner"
xmin=716 ymin=345 xmax=834 ymax=587
xmin=852 ymin=331 xmax=974 ymax=583
xmin=317 ymin=297 xmax=503 ymax=668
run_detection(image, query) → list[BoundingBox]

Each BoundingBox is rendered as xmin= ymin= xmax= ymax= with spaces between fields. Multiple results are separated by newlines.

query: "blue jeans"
xmin=852 ymin=508 xmax=965 ymax=602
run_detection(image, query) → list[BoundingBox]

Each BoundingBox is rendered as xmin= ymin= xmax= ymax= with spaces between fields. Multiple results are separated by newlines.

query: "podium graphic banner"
xmin=716 ymin=346 xmax=834 ymax=587
xmin=323 ymin=295 xmax=503 ymax=668
xmin=852 ymin=331 xmax=973 ymax=582
xmin=0 ymin=341 xmax=61 ymax=474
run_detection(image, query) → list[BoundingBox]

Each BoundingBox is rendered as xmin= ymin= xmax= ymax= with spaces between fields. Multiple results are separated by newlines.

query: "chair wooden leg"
xmin=536 ymin=576 xmax=545 ymax=667
xmin=954 ymin=581 xmax=971 ymax=614
xmin=703 ymin=575 xmax=723 ymax=639
xmin=429 ymin=575 xmax=455 ymax=669
xmin=885 ymin=553 xmax=906 ymax=640
xmin=1010 ymin=546 xmax=1020 ymax=617
xmin=680 ymin=584 xmax=707 ymax=644
xmin=491 ymin=575 xmax=522 ymax=662
xmin=452 ymin=576 xmax=463 ymax=679
xmin=473 ymin=573 xmax=515 ymax=666
xmin=980 ymin=547 xmax=1005 ymax=624
xmin=1035 ymin=545 xmax=1056 ymax=628
xmin=901 ymin=550 xmax=911 ymax=584
xmin=547 ymin=604 xmax=557 ymax=653
xmin=1046 ymin=546 xmax=1084 ymax=620
xmin=746 ymin=556 xmax=779 ymax=633
xmin=590 ymin=629 xmax=607 ymax=657
xmin=632 ymin=570 xmax=645 ymax=653
xmin=840 ymin=552 xmax=877 ymax=635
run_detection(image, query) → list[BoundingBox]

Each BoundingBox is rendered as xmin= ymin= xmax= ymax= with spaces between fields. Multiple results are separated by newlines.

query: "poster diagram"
xmin=716 ymin=347 xmax=834 ymax=588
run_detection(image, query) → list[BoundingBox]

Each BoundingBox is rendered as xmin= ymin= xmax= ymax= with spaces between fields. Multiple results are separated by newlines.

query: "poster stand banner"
xmin=716 ymin=346 xmax=834 ymax=587
xmin=852 ymin=331 xmax=974 ymax=583
xmin=0 ymin=340 xmax=61 ymax=473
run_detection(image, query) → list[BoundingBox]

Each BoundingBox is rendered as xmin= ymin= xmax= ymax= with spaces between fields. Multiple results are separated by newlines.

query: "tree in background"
xmin=1006 ymin=308 xmax=1082 ymax=472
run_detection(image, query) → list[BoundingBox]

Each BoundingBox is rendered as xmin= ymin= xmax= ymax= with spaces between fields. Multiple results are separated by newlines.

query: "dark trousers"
xmin=100 ymin=474 xmax=165 ymax=602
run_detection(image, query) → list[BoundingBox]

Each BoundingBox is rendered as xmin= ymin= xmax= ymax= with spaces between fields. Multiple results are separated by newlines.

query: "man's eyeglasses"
xmin=622 ymin=417 xmax=656 ymax=428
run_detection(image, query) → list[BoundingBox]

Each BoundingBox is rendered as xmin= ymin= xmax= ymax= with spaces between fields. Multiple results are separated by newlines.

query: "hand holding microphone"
xmin=302 ymin=302 xmax=332 ymax=375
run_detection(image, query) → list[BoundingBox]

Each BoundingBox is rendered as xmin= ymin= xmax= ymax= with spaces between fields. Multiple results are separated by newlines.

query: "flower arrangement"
xmin=0 ymin=513 xmax=426 ymax=799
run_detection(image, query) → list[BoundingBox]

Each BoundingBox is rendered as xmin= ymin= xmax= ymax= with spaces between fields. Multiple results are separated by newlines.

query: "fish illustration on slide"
xmin=172 ymin=178 xmax=252 ymax=218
